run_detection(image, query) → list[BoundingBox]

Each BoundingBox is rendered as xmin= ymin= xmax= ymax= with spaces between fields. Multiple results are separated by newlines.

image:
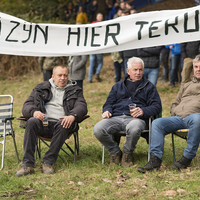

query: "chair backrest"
xmin=0 ymin=95 xmax=13 ymax=133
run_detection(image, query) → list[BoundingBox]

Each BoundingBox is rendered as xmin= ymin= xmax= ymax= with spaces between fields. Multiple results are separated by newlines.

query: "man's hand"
xmin=59 ymin=115 xmax=75 ymax=129
xmin=102 ymin=111 xmax=112 ymax=119
xmin=131 ymin=107 xmax=143 ymax=118
xmin=33 ymin=111 xmax=46 ymax=121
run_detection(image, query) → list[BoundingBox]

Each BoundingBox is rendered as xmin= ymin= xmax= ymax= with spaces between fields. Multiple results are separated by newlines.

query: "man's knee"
xmin=93 ymin=121 xmax=105 ymax=140
xmin=26 ymin=117 xmax=41 ymax=129
xmin=126 ymin=120 xmax=145 ymax=138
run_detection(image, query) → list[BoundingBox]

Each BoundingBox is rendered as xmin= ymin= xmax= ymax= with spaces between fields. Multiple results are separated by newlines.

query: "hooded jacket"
xmin=171 ymin=76 xmax=200 ymax=118
xmin=103 ymin=75 xmax=162 ymax=124
xmin=22 ymin=80 xmax=87 ymax=122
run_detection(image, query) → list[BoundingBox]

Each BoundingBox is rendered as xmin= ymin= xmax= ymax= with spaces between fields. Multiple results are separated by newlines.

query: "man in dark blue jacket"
xmin=94 ymin=57 xmax=162 ymax=167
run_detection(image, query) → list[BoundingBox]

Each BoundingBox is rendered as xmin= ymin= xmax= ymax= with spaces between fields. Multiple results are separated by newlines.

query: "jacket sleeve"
xmin=74 ymin=55 xmax=88 ymax=70
xmin=102 ymin=85 xmax=118 ymax=114
xmin=141 ymin=84 xmax=162 ymax=118
xmin=22 ymin=88 xmax=43 ymax=118
xmin=68 ymin=88 xmax=88 ymax=122
xmin=38 ymin=57 xmax=45 ymax=71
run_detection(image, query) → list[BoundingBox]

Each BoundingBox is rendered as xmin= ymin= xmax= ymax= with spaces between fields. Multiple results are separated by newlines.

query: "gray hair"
xmin=127 ymin=57 xmax=144 ymax=69
xmin=193 ymin=54 xmax=200 ymax=66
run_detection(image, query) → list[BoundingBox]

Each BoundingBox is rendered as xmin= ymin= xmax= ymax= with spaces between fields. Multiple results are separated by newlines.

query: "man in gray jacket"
xmin=16 ymin=65 xmax=87 ymax=177
xmin=138 ymin=54 xmax=200 ymax=173
xmin=68 ymin=55 xmax=88 ymax=89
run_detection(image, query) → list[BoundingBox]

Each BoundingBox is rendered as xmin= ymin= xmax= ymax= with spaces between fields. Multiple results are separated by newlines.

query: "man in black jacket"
xmin=16 ymin=65 xmax=87 ymax=177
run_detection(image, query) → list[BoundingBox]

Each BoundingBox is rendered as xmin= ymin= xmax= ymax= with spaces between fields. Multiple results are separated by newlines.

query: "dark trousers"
xmin=42 ymin=70 xmax=52 ymax=81
xmin=22 ymin=117 xmax=74 ymax=167
xmin=160 ymin=52 xmax=169 ymax=80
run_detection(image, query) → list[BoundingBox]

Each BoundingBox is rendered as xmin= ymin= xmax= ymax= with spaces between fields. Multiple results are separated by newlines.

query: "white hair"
xmin=127 ymin=57 xmax=144 ymax=69
xmin=193 ymin=54 xmax=200 ymax=67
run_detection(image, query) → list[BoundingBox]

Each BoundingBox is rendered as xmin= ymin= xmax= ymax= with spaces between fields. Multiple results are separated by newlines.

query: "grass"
xmin=1 ymin=54 xmax=200 ymax=199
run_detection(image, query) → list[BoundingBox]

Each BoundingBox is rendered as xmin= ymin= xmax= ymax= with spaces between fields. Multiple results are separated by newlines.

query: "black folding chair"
xmin=18 ymin=115 xmax=90 ymax=163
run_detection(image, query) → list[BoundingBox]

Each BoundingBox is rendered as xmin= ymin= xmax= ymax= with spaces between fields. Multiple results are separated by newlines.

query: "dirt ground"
xmin=137 ymin=0 xmax=196 ymax=12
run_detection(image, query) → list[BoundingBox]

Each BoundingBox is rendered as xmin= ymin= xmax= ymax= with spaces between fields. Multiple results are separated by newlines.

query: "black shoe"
xmin=95 ymin=74 xmax=101 ymax=82
xmin=169 ymin=84 xmax=175 ymax=88
xmin=171 ymin=156 xmax=192 ymax=170
xmin=138 ymin=154 xmax=162 ymax=173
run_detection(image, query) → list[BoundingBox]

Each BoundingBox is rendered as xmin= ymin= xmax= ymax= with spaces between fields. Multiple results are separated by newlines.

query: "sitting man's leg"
xmin=16 ymin=117 xmax=43 ymax=177
xmin=138 ymin=116 xmax=186 ymax=173
xmin=42 ymin=120 xmax=74 ymax=174
xmin=94 ymin=116 xmax=123 ymax=166
xmin=172 ymin=113 xmax=200 ymax=170
xmin=122 ymin=117 xmax=146 ymax=167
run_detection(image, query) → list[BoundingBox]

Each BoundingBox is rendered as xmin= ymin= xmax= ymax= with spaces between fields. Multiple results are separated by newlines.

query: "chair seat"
xmin=172 ymin=129 xmax=189 ymax=162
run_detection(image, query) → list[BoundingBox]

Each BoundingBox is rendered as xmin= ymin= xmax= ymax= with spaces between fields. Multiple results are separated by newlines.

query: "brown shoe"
xmin=42 ymin=162 xmax=54 ymax=174
xmin=121 ymin=152 xmax=133 ymax=167
xmin=110 ymin=150 xmax=122 ymax=166
xmin=16 ymin=166 xmax=34 ymax=177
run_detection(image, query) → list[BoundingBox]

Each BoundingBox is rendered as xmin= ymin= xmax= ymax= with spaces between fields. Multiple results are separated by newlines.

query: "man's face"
xmin=96 ymin=14 xmax=103 ymax=22
xmin=127 ymin=62 xmax=144 ymax=81
xmin=194 ymin=61 xmax=200 ymax=79
xmin=52 ymin=66 xmax=68 ymax=87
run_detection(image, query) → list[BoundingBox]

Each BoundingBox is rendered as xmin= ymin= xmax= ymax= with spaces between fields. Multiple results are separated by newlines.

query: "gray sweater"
xmin=45 ymin=78 xmax=74 ymax=122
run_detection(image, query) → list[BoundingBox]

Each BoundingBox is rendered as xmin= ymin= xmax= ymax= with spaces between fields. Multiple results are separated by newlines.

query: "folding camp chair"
xmin=0 ymin=95 xmax=19 ymax=170
xmin=18 ymin=115 xmax=90 ymax=163
xmin=102 ymin=116 xmax=153 ymax=164
xmin=172 ymin=129 xmax=188 ymax=162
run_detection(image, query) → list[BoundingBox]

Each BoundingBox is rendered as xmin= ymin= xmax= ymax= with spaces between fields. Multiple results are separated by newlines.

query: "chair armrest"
xmin=17 ymin=116 xmax=29 ymax=129
xmin=78 ymin=115 xmax=90 ymax=123
xmin=2 ymin=117 xmax=15 ymax=123
xmin=17 ymin=116 xmax=29 ymax=121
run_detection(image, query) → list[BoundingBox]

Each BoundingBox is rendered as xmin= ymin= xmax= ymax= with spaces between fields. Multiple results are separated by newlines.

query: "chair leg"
xmin=172 ymin=133 xmax=176 ymax=162
xmin=102 ymin=146 xmax=105 ymax=164
xmin=148 ymin=117 xmax=152 ymax=162
xmin=73 ymin=132 xmax=77 ymax=163
xmin=0 ymin=136 xmax=5 ymax=170
xmin=11 ymin=129 xmax=19 ymax=163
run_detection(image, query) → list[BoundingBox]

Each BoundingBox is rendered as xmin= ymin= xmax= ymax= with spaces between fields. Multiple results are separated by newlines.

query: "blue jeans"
xmin=88 ymin=54 xmax=103 ymax=81
xmin=150 ymin=113 xmax=200 ymax=160
xmin=143 ymin=68 xmax=160 ymax=86
xmin=94 ymin=115 xmax=146 ymax=155
xmin=114 ymin=61 xmax=125 ymax=82
xmin=170 ymin=54 xmax=183 ymax=85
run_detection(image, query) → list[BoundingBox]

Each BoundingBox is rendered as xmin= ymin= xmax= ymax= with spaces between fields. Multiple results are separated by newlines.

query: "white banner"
xmin=0 ymin=6 xmax=200 ymax=56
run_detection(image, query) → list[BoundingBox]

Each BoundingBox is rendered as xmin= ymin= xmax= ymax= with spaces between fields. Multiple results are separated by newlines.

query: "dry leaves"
xmin=161 ymin=190 xmax=177 ymax=197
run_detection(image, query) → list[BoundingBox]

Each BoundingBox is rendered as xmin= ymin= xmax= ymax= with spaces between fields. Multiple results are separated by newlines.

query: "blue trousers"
xmin=88 ymin=54 xmax=103 ymax=81
xmin=150 ymin=113 xmax=200 ymax=160
xmin=143 ymin=68 xmax=160 ymax=86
